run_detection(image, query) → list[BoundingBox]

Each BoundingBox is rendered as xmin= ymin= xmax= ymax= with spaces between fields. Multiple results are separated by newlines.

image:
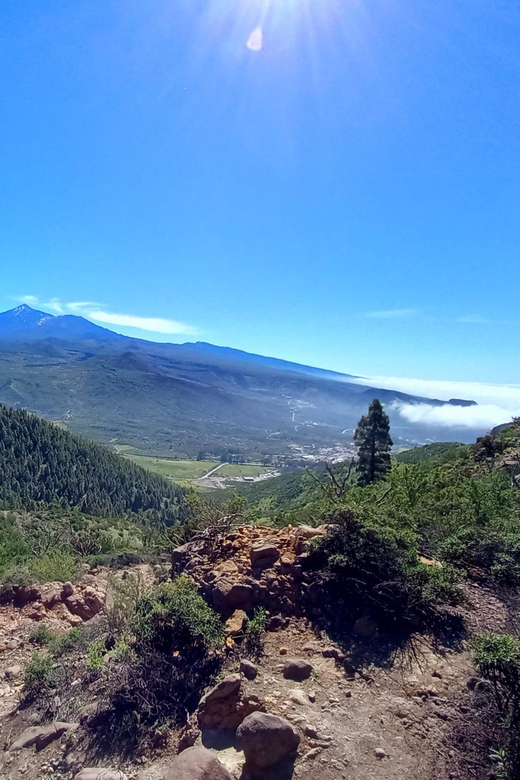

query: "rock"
xmin=353 ymin=615 xmax=378 ymax=639
xmin=374 ymin=748 xmax=386 ymax=759
xmin=6 ymin=639 xmax=19 ymax=650
xmin=74 ymin=771 xmax=127 ymax=780
xmin=304 ymin=725 xmax=319 ymax=739
xmin=296 ymin=525 xmax=323 ymax=539
xmin=279 ymin=647 xmax=288 ymax=655
xmin=197 ymin=674 xmax=244 ymax=729
xmin=283 ymin=659 xmax=313 ymax=682
xmin=83 ymin=587 xmax=104 ymax=614
xmin=61 ymin=581 xmax=74 ymax=598
xmin=265 ymin=615 xmax=287 ymax=632
xmin=240 ymin=660 xmax=258 ymax=680
xmin=212 ymin=580 xmax=253 ymax=613
xmin=10 ymin=722 xmax=78 ymax=751
xmin=5 ymin=664 xmax=23 ymax=679
xmin=165 ymin=747 xmax=232 ymax=780
xmin=289 ymin=689 xmax=308 ymax=706
xmin=16 ymin=584 xmax=42 ymax=603
xmin=250 ymin=544 xmax=280 ymax=567
xmin=65 ymin=593 xmax=96 ymax=621
xmin=225 ymin=610 xmax=247 ymax=636
xmin=236 ymin=711 xmax=300 ymax=770
xmin=40 ymin=587 xmax=60 ymax=608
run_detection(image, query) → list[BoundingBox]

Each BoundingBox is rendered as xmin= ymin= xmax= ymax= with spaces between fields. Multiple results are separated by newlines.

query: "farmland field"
xmin=217 ymin=463 xmax=271 ymax=478
xmin=124 ymin=456 xmax=219 ymax=482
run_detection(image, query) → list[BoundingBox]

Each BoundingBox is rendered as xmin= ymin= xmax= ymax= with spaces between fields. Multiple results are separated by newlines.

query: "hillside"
xmin=0 ymin=305 xmax=481 ymax=458
xmin=1 ymin=424 xmax=520 ymax=780
xmin=0 ymin=404 xmax=186 ymax=521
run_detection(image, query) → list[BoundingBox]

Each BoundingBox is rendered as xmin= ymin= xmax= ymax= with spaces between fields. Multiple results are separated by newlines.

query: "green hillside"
xmin=0 ymin=405 xmax=186 ymax=522
xmin=395 ymin=441 xmax=466 ymax=464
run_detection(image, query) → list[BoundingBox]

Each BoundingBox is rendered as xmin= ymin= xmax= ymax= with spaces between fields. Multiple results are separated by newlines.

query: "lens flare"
xmin=247 ymin=26 xmax=263 ymax=51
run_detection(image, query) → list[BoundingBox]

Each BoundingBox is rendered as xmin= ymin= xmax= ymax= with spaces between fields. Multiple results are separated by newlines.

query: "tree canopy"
xmin=354 ymin=398 xmax=393 ymax=486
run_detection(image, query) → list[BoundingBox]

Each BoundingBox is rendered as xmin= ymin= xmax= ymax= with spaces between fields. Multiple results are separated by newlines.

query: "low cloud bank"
xmin=352 ymin=375 xmax=520 ymax=429
xmin=390 ymin=401 xmax=520 ymax=429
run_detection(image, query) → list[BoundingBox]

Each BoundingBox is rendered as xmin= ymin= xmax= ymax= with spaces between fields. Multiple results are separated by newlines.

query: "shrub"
xmin=99 ymin=577 xmax=224 ymax=750
xmin=23 ymin=652 xmax=59 ymax=701
xmin=49 ymin=626 xmax=86 ymax=658
xmin=472 ymin=632 xmax=520 ymax=778
xmin=29 ymin=624 xmax=57 ymax=647
xmin=29 ymin=550 xmax=78 ymax=583
xmin=309 ymin=510 xmax=462 ymax=629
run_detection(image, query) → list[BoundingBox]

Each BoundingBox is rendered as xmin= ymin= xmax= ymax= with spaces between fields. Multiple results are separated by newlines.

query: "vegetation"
xmin=473 ymin=632 xmax=520 ymax=778
xmin=0 ymin=506 xmax=151 ymax=583
xmin=0 ymin=405 xmax=186 ymax=521
xmin=395 ymin=441 xmax=465 ymax=464
xmin=354 ymin=398 xmax=393 ymax=486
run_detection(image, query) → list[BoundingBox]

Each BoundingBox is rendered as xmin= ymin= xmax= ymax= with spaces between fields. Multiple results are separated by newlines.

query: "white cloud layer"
xmin=353 ymin=374 xmax=520 ymax=429
xmin=18 ymin=296 xmax=198 ymax=336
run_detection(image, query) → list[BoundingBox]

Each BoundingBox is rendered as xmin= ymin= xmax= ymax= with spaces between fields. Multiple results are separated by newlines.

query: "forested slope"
xmin=0 ymin=405 xmax=186 ymax=521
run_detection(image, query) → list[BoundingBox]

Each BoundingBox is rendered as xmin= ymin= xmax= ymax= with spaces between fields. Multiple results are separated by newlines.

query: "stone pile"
xmin=172 ymin=524 xmax=328 ymax=622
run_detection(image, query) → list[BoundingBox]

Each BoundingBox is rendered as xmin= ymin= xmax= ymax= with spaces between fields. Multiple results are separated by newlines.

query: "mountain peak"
xmin=0 ymin=304 xmax=55 ymax=331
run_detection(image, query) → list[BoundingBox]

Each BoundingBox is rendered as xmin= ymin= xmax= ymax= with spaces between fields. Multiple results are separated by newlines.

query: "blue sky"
xmin=1 ymin=0 xmax=520 ymax=392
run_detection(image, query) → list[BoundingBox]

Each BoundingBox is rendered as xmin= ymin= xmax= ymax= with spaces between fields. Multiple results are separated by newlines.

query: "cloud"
xmin=365 ymin=309 xmax=418 ymax=319
xmin=17 ymin=296 xmax=198 ymax=336
xmin=390 ymin=401 xmax=519 ymax=429
xmin=351 ymin=374 xmax=520 ymax=429
xmin=87 ymin=309 xmax=198 ymax=335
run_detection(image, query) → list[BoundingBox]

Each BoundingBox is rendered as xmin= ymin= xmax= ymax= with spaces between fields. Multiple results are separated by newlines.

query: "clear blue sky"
xmin=1 ymin=0 xmax=519 ymax=384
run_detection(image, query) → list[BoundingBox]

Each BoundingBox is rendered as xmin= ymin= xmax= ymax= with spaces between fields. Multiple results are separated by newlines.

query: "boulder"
xmin=240 ymin=660 xmax=258 ymax=680
xmin=283 ymin=659 xmax=313 ymax=682
xmin=165 ymin=746 xmax=232 ymax=780
xmin=10 ymin=722 xmax=78 ymax=751
xmin=74 ymin=771 xmax=127 ymax=780
xmin=64 ymin=593 xmax=96 ymax=621
xmin=212 ymin=580 xmax=253 ymax=612
xmin=250 ymin=545 xmax=280 ymax=567
xmin=296 ymin=525 xmax=324 ymax=539
xmin=236 ymin=712 xmax=300 ymax=770
xmin=197 ymin=674 xmax=242 ymax=729
xmin=61 ymin=581 xmax=74 ymax=598
xmin=225 ymin=610 xmax=247 ymax=636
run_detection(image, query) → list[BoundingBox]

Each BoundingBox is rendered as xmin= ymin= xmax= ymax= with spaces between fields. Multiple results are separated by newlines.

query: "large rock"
xmin=236 ymin=712 xmax=300 ymax=770
xmin=353 ymin=615 xmax=378 ymax=639
xmin=225 ymin=610 xmax=247 ymax=636
xmin=211 ymin=580 xmax=253 ymax=613
xmin=240 ymin=660 xmax=258 ymax=680
xmin=197 ymin=674 xmax=264 ymax=729
xmin=10 ymin=722 xmax=78 ymax=751
xmin=74 ymin=771 xmax=127 ymax=780
xmin=165 ymin=747 xmax=232 ymax=780
xmin=250 ymin=545 xmax=280 ymax=567
xmin=282 ymin=659 xmax=313 ymax=681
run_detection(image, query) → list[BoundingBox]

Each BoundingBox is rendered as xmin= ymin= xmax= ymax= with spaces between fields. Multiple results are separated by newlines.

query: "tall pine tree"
xmin=354 ymin=398 xmax=393 ymax=486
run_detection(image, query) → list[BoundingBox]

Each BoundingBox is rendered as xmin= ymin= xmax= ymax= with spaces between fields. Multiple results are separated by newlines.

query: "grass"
xmin=122 ymin=454 xmax=271 ymax=485
xmin=217 ymin=463 xmax=271 ymax=478
xmin=125 ymin=456 xmax=219 ymax=482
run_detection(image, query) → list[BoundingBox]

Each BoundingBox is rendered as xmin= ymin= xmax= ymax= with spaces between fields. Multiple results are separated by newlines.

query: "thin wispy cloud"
xmin=17 ymin=296 xmax=198 ymax=336
xmin=365 ymin=308 xmax=418 ymax=319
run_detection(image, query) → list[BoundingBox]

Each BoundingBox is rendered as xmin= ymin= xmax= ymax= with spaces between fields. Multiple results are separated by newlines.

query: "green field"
xmin=217 ymin=463 xmax=271 ymax=478
xmin=125 ymin=456 xmax=219 ymax=482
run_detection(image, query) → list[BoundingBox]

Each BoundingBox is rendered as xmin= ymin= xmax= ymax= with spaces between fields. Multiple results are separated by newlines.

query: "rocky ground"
xmin=0 ymin=525 xmax=513 ymax=780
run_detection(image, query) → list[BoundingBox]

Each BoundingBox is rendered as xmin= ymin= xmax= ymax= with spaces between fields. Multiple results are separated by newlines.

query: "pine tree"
xmin=354 ymin=398 xmax=393 ymax=486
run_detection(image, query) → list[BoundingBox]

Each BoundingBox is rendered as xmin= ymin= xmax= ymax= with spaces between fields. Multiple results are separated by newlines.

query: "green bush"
xmin=472 ymin=632 xmax=520 ymax=778
xmin=99 ymin=576 xmax=224 ymax=749
xmin=29 ymin=624 xmax=57 ymax=647
xmin=29 ymin=550 xmax=78 ymax=583
xmin=309 ymin=510 xmax=462 ymax=629
xmin=134 ymin=576 xmax=223 ymax=652
xmin=49 ymin=626 xmax=86 ymax=657
xmin=23 ymin=652 xmax=59 ymax=701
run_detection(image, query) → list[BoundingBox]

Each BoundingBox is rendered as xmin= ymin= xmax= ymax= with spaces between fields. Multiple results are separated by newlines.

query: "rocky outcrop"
xmin=164 ymin=746 xmax=232 ymax=780
xmin=2 ymin=576 xmax=106 ymax=627
xmin=236 ymin=711 xmax=300 ymax=771
xmin=172 ymin=524 xmax=329 ymax=621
